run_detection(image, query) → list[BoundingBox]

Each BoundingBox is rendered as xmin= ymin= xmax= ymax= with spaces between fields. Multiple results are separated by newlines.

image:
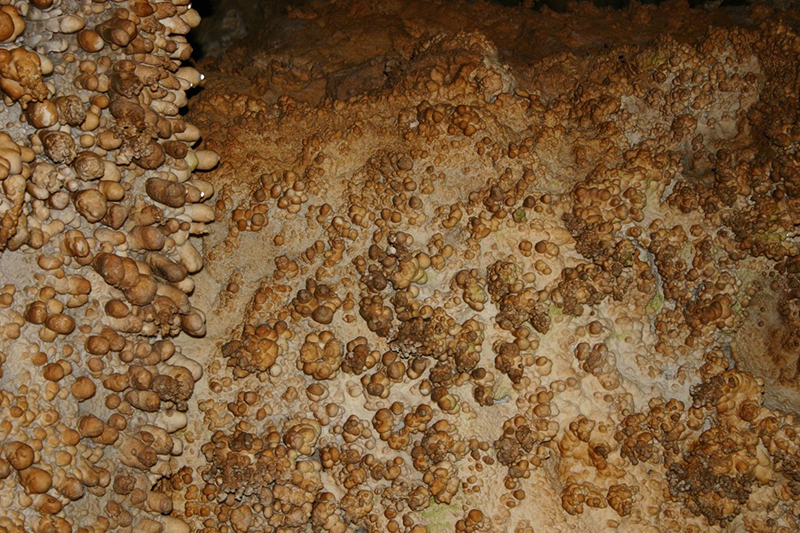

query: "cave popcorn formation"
xmin=3 ymin=0 xmax=800 ymax=532
xmin=0 ymin=0 xmax=215 ymax=532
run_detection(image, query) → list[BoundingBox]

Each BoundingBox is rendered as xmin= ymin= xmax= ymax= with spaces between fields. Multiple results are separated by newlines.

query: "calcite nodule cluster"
xmin=4 ymin=1 xmax=800 ymax=533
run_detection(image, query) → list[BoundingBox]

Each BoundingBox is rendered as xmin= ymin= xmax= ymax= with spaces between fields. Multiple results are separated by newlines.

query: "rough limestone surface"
xmin=4 ymin=1 xmax=800 ymax=533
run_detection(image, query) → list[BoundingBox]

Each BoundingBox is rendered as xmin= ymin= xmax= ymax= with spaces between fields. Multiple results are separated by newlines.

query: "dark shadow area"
xmin=188 ymin=0 xmax=302 ymax=60
xmin=187 ymin=0 xmax=778 ymax=60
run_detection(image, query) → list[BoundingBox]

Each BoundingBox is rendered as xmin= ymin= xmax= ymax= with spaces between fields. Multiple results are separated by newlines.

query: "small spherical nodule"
xmin=124 ymin=275 xmax=158 ymax=306
xmin=145 ymin=177 xmax=186 ymax=208
xmin=146 ymin=253 xmax=188 ymax=283
xmin=55 ymin=95 xmax=86 ymax=127
xmin=25 ymin=100 xmax=59 ymax=129
xmin=42 ymin=362 xmax=65 ymax=382
xmin=44 ymin=313 xmax=75 ymax=335
xmin=24 ymin=301 xmax=48 ymax=324
xmin=194 ymin=149 xmax=220 ymax=171
xmin=134 ymin=141 xmax=166 ymax=170
xmin=0 ymin=458 xmax=12 ymax=479
xmin=180 ymin=308 xmax=206 ymax=337
xmin=57 ymin=477 xmax=84 ymax=501
xmin=0 ymin=10 xmax=15 ymax=42
xmin=62 ymin=229 xmax=90 ymax=258
xmin=96 ymin=16 xmax=138 ymax=47
xmin=97 ymin=181 xmax=125 ymax=201
xmin=105 ymin=299 xmax=130 ymax=318
xmin=96 ymin=129 xmax=122 ymax=150
xmin=19 ymin=467 xmax=53 ymax=494
xmin=73 ymin=188 xmax=108 ymax=222
xmin=85 ymin=335 xmax=111 ymax=355
xmin=0 ymin=6 xmax=24 ymax=43
xmin=35 ymin=493 xmax=63 ymax=515
xmin=30 ymin=0 xmax=55 ymax=9
xmin=128 ymin=225 xmax=165 ymax=251
xmin=59 ymin=14 xmax=85 ymax=34
xmin=72 ymin=151 xmax=105 ymax=180
xmin=77 ymin=29 xmax=104 ymax=52
xmin=78 ymin=415 xmax=104 ymax=438
xmin=5 ymin=442 xmax=35 ymax=471
xmin=40 ymin=130 xmax=76 ymax=165
xmin=71 ymin=376 xmax=96 ymax=401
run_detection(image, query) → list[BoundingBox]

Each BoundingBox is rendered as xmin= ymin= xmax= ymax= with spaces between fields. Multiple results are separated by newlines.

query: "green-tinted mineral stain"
xmin=715 ymin=326 xmax=738 ymax=340
xmin=640 ymin=51 xmax=668 ymax=72
xmin=513 ymin=208 xmax=526 ymax=223
xmin=424 ymin=269 xmax=441 ymax=286
xmin=646 ymin=292 xmax=663 ymax=315
xmin=548 ymin=303 xmax=562 ymax=318
xmin=421 ymin=499 xmax=459 ymax=533
xmin=493 ymin=382 xmax=513 ymax=402
xmin=753 ymin=230 xmax=784 ymax=243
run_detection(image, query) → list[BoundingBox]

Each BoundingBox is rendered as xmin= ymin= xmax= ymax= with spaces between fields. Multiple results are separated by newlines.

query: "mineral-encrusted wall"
xmin=0 ymin=1 xmax=216 ymax=532
xmin=183 ymin=1 xmax=800 ymax=531
xmin=3 ymin=1 xmax=800 ymax=533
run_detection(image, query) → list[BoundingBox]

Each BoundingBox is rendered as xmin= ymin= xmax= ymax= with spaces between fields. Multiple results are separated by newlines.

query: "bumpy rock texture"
xmin=0 ymin=0 xmax=215 ymax=532
xmin=4 ymin=0 xmax=800 ymax=532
